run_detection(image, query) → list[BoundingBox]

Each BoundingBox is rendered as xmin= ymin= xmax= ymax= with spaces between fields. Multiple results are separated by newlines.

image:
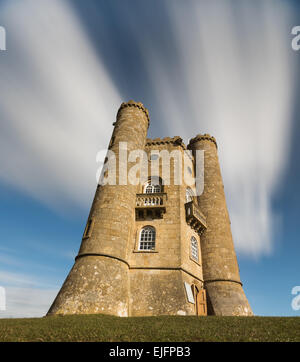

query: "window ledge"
xmin=189 ymin=256 xmax=201 ymax=266
xmin=133 ymin=250 xmax=158 ymax=253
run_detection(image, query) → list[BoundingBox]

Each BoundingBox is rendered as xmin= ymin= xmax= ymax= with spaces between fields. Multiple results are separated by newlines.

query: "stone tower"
xmin=47 ymin=100 xmax=253 ymax=317
xmin=188 ymin=135 xmax=252 ymax=316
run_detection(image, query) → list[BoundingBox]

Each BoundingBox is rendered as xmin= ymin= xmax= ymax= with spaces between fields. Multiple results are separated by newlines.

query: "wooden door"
xmin=196 ymin=289 xmax=207 ymax=316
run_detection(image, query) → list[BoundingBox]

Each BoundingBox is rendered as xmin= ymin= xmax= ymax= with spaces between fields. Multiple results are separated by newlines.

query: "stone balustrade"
xmin=136 ymin=193 xmax=167 ymax=208
xmin=185 ymin=201 xmax=207 ymax=233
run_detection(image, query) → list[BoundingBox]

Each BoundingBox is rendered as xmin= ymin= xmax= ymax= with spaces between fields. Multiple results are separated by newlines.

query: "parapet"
xmin=117 ymin=100 xmax=150 ymax=127
xmin=188 ymin=134 xmax=217 ymax=149
xmin=145 ymin=136 xmax=187 ymax=150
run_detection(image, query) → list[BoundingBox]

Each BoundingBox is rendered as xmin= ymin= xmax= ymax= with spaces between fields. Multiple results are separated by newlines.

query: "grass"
xmin=0 ymin=314 xmax=299 ymax=342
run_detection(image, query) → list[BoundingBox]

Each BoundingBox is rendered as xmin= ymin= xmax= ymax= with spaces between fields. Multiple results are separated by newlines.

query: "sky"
xmin=0 ymin=0 xmax=299 ymax=318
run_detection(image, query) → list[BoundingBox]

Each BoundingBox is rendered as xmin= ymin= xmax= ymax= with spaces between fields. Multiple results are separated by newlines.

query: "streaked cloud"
xmin=0 ymin=0 xmax=122 ymax=214
xmin=137 ymin=0 xmax=295 ymax=257
xmin=0 ymin=0 xmax=295 ymax=262
xmin=0 ymin=269 xmax=58 ymax=317
xmin=0 ymin=287 xmax=58 ymax=318
xmin=0 ymin=270 xmax=58 ymax=289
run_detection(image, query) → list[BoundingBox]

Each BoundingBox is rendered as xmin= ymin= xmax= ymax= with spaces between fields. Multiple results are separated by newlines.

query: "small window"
xmin=146 ymin=210 xmax=153 ymax=218
xmin=144 ymin=177 xmax=162 ymax=194
xmin=139 ymin=226 xmax=156 ymax=251
xmin=186 ymin=187 xmax=194 ymax=203
xmin=191 ymin=236 xmax=199 ymax=261
xmin=108 ymin=136 xmax=115 ymax=149
xmin=84 ymin=219 xmax=94 ymax=238
xmin=153 ymin=184 xmax=161 ymax=193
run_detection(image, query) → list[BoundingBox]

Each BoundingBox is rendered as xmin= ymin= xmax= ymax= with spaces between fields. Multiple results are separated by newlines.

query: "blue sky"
xmin=0 ymin=0 xmax=299 ymax=317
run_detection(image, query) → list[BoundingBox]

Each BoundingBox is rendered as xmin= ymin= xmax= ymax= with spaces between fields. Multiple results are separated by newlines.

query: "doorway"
xmin=193 ymin=286 xmax=207 ymax=316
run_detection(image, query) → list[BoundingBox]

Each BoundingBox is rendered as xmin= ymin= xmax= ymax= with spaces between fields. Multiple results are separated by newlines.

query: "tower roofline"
xmin=117 ymin=100 xmax=150 ymax=127
xmin=188 ymin=134 xmax=217 ymax=149
xmin=145 ymin=136 xmax=187 ymax=150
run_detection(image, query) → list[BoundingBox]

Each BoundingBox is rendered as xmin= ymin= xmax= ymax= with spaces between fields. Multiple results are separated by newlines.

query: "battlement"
xmin=188 ymin=133 xmax=217 ymax=148
xmin=117 ymin=100 xmax=150 ymax=127
xmin=145 ymin=136 xmax=187 ymax=149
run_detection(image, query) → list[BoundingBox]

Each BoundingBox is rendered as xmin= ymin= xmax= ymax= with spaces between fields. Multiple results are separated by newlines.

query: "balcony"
xmin=135 ymin=193 xmax=167 ymax=219
xmin=185 ymin=201 xmax=207 ymax=234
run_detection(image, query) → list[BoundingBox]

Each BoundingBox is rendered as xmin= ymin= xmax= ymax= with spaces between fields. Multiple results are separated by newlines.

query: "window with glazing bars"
xmin=139 ymin=226 xmax=156 ymax=250
xmin=145 ymin=183 xmax=161 ymax=194
xmin=191 ymin=236 xmax=199 ymax=261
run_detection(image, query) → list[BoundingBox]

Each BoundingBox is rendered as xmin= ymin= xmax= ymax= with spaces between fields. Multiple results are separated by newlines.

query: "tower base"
xmin=47 ymin=255 xmax=129 ymax=317
xmin=205 ymin=281 xmax=253 ymax=316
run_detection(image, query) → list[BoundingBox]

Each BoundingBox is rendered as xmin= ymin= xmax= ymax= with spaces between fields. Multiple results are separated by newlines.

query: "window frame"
xmin=186 ymin=187 xmax=194 ymax=203
xmin=190 ymin=236 xmax=199 ymax=262
xmin=143 ymin=177 xmax=163 ymax=194
xmin=138 ymin=226 xmax=156 ymax=251
xmin=83 ymin=218 xmax=94 ymax=239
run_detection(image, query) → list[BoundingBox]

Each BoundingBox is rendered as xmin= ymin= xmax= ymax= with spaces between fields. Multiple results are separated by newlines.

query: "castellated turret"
xmin=188 ymin=135 xmax=253 ymax=316
xmin=47 ymin=100 xmax=253 ymax=317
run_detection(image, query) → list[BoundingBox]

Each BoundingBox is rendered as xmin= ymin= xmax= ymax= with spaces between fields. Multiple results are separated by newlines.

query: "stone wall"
xmin=188 ymin=134 xmax=253 ymax=316
xmin=127 ymin=141 xmax=204 ymax=316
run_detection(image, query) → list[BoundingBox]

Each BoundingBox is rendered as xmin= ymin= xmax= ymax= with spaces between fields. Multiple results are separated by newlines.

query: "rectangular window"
xmin=109 ymin=136 xmax=115 ymax=149
xmin=84 ymin=219 xmax=94 ymax=238
xmin=191 ymin=237 xmax=199 ymax=261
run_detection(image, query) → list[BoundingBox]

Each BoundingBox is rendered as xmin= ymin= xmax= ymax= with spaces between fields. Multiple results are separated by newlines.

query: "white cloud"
xmin=0 ymin=287 xmax=58 ymax=318
xmin=0 ymin=0 xmax=295 ymax=261
xmin=0 ymin=269 xmax=59 ymax=318
xmin=140 ymin=0 xmax=295 ymax=257
xmin=0 ymin=270 xmax=57 ymax=289
xmin=0 ymin=0 xmax=122 ymax=214
xmin=0 ymin=261 xmax=61 ymax=318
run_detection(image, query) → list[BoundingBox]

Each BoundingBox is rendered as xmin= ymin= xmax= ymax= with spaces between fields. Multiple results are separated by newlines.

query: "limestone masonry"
xmin=47 ymin=100 xmax=253 ymax=317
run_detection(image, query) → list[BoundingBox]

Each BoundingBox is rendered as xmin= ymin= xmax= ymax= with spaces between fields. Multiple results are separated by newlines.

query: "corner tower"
xmin=47 ymin=100 xmax=149 ymax=317
xmin=188 ymin=134 xmax=253 ymax=316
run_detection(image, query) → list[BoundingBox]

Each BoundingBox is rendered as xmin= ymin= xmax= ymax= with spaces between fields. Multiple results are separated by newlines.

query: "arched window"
xmin=144 ymin=177 xmax=162 ymax=194
xmin=191 ymin=236 xmax=199 ymax=261
xmin=139 ymin=226 xmax=156 ymax=250
xmin=186 ymin=187 xmax=194 ymax=203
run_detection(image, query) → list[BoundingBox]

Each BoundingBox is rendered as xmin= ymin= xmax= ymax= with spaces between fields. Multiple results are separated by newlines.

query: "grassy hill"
xmin=0 ymin=314 xmax=299 ymax=342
